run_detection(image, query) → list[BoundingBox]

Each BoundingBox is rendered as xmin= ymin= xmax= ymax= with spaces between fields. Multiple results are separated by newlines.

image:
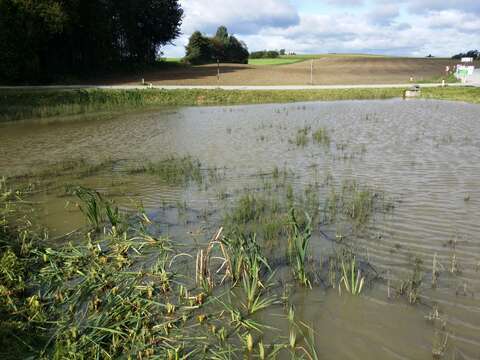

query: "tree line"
xmin=184 ymin=26 xmax=249 ymax=65
xmin=250 ymin=49 xmax=286 ymax=59
xmin=452 ymin=50 xmax=479 ymax=60
xmin=0 ymin=0 xmax=183 ymax=83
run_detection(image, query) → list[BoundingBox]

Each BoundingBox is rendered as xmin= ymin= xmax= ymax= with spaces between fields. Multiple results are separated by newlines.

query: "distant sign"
xmin=461 ymin=57 xmax=474 ymax=63
xmin=457 ymin=65 xmax=475 ymax=75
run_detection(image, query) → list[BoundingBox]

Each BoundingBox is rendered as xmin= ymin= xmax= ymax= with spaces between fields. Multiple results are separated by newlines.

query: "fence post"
xmin=310 ymin=60 xmax=314 ymax=85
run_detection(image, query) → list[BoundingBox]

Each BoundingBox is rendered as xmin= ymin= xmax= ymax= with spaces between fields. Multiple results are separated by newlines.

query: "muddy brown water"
xmin=1 ymin=99 xmax=479 ymax=359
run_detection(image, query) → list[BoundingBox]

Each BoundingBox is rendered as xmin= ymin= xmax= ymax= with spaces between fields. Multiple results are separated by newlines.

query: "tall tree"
xmin=184 ymin=26 xmax=249 ymax=65
xmin=0 ymin=0 xmax=184 ymax=83
xmin=184 ymin=31 xmax=214 ymax=65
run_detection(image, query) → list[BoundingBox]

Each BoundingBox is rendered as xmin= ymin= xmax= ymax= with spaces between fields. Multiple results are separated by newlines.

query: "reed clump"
xmin=129 ymin=156 xmax=203 ymax=185
xmin=323 ymin=180 xmax=393 ymax=226
xmin=398 ymin=257 xmax=424 ymax=304
xmin=293 ymin=126 xmax=311 ymax=147
xmin=312 ymin=127 xmax=331 ymax=146
xmin=224 ymin=193 xmax=289 ymax=244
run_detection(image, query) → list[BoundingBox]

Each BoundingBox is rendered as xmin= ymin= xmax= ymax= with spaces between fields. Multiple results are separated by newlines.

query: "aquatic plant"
xmin=294 ymin=126 xmax=311 ymax=147
xmin=312 ymin=127 xmax=330 ymax=146
xmin=339 ymin=256 xmax=365 ymax=296
xmin=11 ymin=158 xmax=115 ymax=181
xmin=227 ymin=193 xmax=268 ymax=224
xmin=288 ymin=208 xmax=312 ymax=287
xmin=68 ymin=185 xmax=124 ymax=231
xmin=69 ymin=186 xmax=104 ymax=230
xmin=323 ymin=180 xmax=393 ymax=226
xmin=343 ymin=183 xmax=374 ymax=224
xmin=221 ymin=232 xmax=270 ymax=283
xmin=240 ymin=270 xmax=276 ymax=315
xmin=129 ymin=156 xmax=203 ymax=186
xmin=399 ymin=257 xmax=423 ymax=304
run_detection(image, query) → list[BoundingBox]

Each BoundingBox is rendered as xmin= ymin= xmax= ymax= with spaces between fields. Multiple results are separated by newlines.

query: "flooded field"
xmin=1 ymin=99 xmax=480 ymax=359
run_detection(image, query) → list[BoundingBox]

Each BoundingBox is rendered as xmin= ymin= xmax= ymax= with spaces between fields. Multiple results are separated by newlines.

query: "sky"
xmin=162 ymin=0 xmax=480 ymax=58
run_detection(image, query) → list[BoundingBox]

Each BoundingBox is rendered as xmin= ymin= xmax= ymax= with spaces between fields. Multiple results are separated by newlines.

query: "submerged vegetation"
xmin=312 ymin=127 xmax=331 ymax=146
xmin=128 ymin=156 xmax=204 ymax=186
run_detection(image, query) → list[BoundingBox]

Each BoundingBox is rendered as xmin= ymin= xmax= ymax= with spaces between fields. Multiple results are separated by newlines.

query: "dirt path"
xmin=2 ymin=83 xmax=476 ymax=91
xmin=107 ymin=56 xmax=458 ymax=86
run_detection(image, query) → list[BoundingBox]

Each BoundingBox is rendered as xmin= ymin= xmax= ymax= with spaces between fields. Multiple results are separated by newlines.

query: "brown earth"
xmin=104 ymin=56 xmax=459 ymax=86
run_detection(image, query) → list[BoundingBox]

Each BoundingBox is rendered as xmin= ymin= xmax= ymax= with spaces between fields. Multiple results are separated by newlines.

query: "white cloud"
xmin=367 ymin=4 xmax=400 ymax=25
xmin=180 ymin=0 xmax=299 ymax=35
xmin=162 ymin=0 xmax=480 ymax=58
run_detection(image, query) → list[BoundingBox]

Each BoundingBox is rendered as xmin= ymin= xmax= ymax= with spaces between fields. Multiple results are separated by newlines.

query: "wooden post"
xmin=310 ymin=59 xmax=314 ymax=85
xmin=217 ymin=59 xmax=220 ymax=83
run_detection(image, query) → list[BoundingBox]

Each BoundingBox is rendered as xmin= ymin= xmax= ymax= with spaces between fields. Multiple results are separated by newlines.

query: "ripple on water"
xmin=1 ymin=99 xmax=480 ymax=359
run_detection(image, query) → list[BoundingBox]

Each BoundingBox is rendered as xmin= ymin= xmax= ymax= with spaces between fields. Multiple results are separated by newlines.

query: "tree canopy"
xmin=250 ymin=50 xmax=281 ymax=59
xmin=452 ymin=50 xmax=479 ymax=60
xmin=0 ymin=0 xmax=183 ymax=83
xmin=184 ymin=26 xmax=249 ymax=65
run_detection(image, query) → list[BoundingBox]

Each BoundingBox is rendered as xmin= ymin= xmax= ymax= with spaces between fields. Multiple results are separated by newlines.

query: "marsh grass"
xmin=312 ymin=127 xmax=330 ymax=146
xmin=398 ymin=257 xmax=424 ymax=304
xmin=223 ymin=193 xmax=290 ymax=246
xmin=292 ymin=126 xmax=311 ymax=147
xmin=128 ymin=156 xmax=203 ymax=186
xmin=323 ymin=180 xmax=393 ymax=226
xmin=10 ymin=158 xmax=115 ymax=182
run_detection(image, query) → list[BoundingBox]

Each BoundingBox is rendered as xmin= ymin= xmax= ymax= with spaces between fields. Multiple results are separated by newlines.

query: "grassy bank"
xmin=421 ymin=87 xmax=480 ymax=103
xmin=1 ymin=86 xmax=479 ymax=123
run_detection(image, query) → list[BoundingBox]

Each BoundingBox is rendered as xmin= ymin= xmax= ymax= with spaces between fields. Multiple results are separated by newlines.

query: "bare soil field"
xmin=106 ymin=56 xmax=459 ymax=86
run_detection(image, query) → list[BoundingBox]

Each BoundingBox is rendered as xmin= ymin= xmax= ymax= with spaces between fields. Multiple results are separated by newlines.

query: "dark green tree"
xmin=184 ymin=31 xmax=214 ymax=65
xmin=0 ymin=0 xmax=68 ymax=81
xmin=225 ymin=36 xmax=249 ymax=64
xmin=0 ymin=0 xmax=184 ymax=83
xmin=183 ymin=26 xmax=248 ymax=65
xmin=215 ymin=26 xmax=229 ymax=42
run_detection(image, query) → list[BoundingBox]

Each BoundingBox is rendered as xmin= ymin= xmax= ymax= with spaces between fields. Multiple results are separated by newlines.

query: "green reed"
xmin=288 ymin=209 xmax=312 ymax=288
xmin=129 ymin=156 xmax=203 ymax=186
xmin=312 ymin=127 xmax=330 ymax=146
xmin=339 ymin=256 xmax=365 ymax=296
xmin=68 ymin=185 xmax=124 ymax=231
xmin=293 ymin=126 xmax=311 ymax=147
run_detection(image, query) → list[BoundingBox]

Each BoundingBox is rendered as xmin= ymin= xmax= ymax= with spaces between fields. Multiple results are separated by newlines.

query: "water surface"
xmin=1 ymin=99 xmax=479 ymax=359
